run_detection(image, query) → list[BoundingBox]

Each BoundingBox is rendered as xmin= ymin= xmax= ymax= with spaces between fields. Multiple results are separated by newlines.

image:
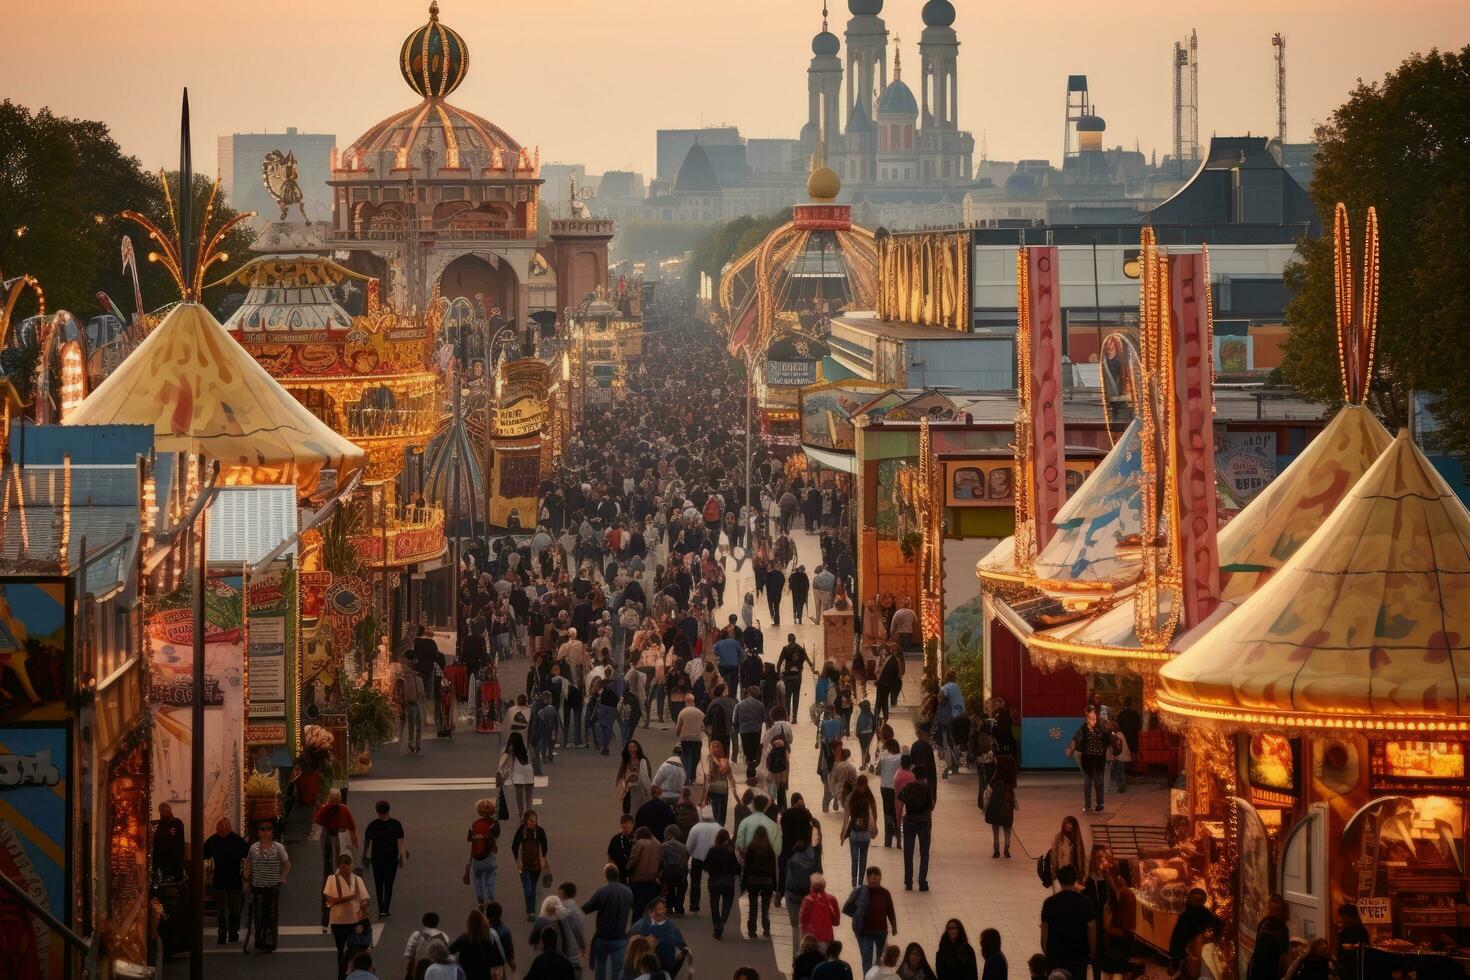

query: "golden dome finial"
xmin=822 ymin=1 xmax=829 ymax=31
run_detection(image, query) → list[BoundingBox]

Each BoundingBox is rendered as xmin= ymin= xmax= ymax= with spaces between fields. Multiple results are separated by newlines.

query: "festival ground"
xmin=175 ymin=521 xmax=1170 ymax=980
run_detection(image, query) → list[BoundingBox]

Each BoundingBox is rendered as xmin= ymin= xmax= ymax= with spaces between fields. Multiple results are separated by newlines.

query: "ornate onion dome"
xmin=400 ymin=1 xmax=469 ymax=99
xmin=849 ymin=0 xmax=883 ymax=13
xmin=922 ymin=0 xmax=956 ymax=27
xmin=1077 ymin=114 xmax=1108 ymax=133
xmin=813 ymin=30 xmax=841 ymax=56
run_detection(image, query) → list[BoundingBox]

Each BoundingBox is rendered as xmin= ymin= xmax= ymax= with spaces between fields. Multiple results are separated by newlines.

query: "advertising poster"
xmin=1235 ymin=797 xmax=1272 ymax=979
xmin=148 ymin=576 xmax=244 ymax=835
xmin=0 ymin=725 xmax=72 ymax=980
xmin=798 ymin=382 xmax=888 ymax=453
xmin=0 ymin=577 xmax=74 ymax=725
xmin=247 ymin=567 xmax=297 ymax=747
xmin=945 ymin=459 xmax=1097 ymax=507
xmin=1216 ymin=431 xmax=1278 ymax=502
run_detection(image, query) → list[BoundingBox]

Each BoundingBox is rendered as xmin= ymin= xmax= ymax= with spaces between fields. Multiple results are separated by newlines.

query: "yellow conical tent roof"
xmin=1029 ymin=405 xmax=1393 ymax=671
xmin=65 ymin=302 xmax=365 ymax=493
xmin=1158 ymin=433 xmax=1470 ymax=734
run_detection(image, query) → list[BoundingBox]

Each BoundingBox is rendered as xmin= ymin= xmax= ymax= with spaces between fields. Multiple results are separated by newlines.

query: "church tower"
xmin=802 ymin=3 xmax=843 ymax=165
xmin=916 ymin=0 xmax=973 ymax=183
xmin=844 ymin=0 xmax=888 ymax=126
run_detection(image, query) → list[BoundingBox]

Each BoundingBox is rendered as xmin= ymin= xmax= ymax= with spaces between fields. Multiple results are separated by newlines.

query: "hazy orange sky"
xmin=4 ymin=0 xmax=1467 ymax=180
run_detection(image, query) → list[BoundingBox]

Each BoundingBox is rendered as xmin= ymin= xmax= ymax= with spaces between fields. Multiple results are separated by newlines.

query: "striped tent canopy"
xmin=1029 ymin=405 xmax=1392 ymax=673
xmin=1158 ymin=433 xmax=1470 ymax=734
xmin=65 ymin=303 xmax=364 ymax=493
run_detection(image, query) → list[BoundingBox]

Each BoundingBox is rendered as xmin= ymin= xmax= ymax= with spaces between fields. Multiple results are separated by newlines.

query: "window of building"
xmin=351 ymin=188 xmax=369 ymax=202
xmin=442 ymin=186 xmax=465 ymax=200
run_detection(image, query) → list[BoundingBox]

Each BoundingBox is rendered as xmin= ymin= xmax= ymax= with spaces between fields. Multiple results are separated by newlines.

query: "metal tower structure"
xmin=1172 ymin=30 xmax=1200 ymax=173
xmin=1064 ymin=74 xmax=1090 ymax=159
xmin=1273 ymin=33 xmax=1288 ymax=143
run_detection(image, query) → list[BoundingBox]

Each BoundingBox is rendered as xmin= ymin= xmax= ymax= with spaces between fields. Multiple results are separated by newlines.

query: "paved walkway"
xmin=169 ymin=520 xmax=1169 ymax=980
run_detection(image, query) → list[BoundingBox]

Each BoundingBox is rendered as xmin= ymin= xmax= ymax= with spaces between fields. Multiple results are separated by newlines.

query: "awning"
xmin=801 ymin=443 xmax=857 ymax=475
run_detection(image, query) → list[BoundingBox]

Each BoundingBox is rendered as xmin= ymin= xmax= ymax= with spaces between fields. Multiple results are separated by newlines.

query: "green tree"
xmin=1280 ymin=47 xmax=1470 ymax=452
xmin=685 ymin=211 xmax=787 ymax=291
xmin=0 ymin=100 xmax=253 ymax=325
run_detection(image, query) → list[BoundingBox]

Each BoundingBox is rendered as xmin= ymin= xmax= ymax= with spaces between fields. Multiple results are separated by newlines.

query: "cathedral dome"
xmin=877 ymin=79 xmax=918 ymax=117
xmin=922 ymin=0 xmax=956 ymax=27
xmin=812 ymin=30 xmax=841 ymax=56
xmin=400 ymin=2 xmax=468 ymax=99
xmin=848 ymin=0 xmax=883 ymax=14
xmin=344 ymin=101 xmax=523 ymax=177
xmin=1077 ymin=114 xmax=1107 ymax=133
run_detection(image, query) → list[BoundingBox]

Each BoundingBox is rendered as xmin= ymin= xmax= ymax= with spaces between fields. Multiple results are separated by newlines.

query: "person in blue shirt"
xmin=714 ymin=630 xmax=744 ymax=699
xmin=935 ymin=670 xmax=966 ymax=777
xmin=626 ymin=897 xmax=687 ymax=974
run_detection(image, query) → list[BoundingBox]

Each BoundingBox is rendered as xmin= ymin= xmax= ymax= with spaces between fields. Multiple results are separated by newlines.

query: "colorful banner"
xmin=0 ymin=725 xmax=72 ymax=980
xmin=0 ymin=578 xmax=73 ymax=725
xmin=247 ymin=566 xmax=297 ymax=747
xmin=148 ymin=576 xmax=244 ymax=836
xmin=1169 ymin=253 xmax=1221 ymax=627
xmin=1026 ymin=247 xmax=1066 ymax=548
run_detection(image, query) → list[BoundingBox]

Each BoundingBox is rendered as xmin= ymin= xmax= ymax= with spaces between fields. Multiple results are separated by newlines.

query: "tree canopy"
xmin=0 ymin=100 xmax=254 ymax=326
xmin=1280 ymin=47 xmax=1470 ymax=455
xmin=685 ymin=212 xmax=788 ymax=292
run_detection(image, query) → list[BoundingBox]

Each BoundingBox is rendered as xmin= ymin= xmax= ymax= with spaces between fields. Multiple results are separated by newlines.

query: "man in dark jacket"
xmin=582 ymin=863 xmax=634 ymax=980
xmin=412 ymin=627 xmax=444 ymax=727
xmin=764 ymin=565 xmax=786 ymax=625
xmin=607 ymin=816 xmax=637 ymax=883
xmin=787 ymin=566 xmax=810 ymax=625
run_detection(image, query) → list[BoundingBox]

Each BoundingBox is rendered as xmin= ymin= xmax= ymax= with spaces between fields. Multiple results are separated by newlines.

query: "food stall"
xmin=1158 ymin=431 xmax=1470 ymax=978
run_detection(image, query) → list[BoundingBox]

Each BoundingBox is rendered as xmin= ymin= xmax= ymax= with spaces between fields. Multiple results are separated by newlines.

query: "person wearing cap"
xmin=684 ymin=805 xmax=721 ymax=915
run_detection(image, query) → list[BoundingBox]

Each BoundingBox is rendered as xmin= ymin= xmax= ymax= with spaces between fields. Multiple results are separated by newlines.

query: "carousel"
xmin=720 ymin=157 xmax=879 ymax=446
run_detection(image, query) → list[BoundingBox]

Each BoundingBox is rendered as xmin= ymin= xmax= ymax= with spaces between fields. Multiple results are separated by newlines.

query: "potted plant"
xmin=345 ymin=677 xmax=396 ymax=774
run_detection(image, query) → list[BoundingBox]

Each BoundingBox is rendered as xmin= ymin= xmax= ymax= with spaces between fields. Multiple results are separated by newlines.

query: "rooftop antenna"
xmin=1064 ymin=74 xmax=1090 ymax=159
xmin=178 ymin=89 xmax=194 ymax=293
xmin=1172 ymin=30 xmax=1200 ymax=174
xmin=1272 ymin=33 xmax=1288 ymax=144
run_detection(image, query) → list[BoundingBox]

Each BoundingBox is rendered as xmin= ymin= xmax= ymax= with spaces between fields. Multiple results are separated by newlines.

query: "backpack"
xmin=470 ymin=818 xmax=497 ymax=860
xmin=1036 ymin=852 xmax=1054 ymax=888
xmin=766 ymin=739 xmax=788 ymax=775
xmin=785 ymin=853 xmax=815 ymax=896
xmin=660 ymin=847 xmax=687 ymax=883
xmin=703 ymin=498 xmax=722 ymax=523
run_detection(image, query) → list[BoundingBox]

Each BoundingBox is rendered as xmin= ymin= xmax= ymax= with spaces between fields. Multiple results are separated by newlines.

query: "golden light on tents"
xmin=64 ymin=302 xmax=365 ymax=493
xmin=1158 ymin=433 xmax=1470 ymax=734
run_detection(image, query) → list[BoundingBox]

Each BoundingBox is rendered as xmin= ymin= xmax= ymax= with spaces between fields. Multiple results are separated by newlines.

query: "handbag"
xmin=497 ymin=788 xmax=511 ymax=822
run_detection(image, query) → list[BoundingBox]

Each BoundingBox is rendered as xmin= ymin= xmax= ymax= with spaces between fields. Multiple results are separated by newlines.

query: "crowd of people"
xmin=173 ymin=293 xmax=1361 ymax=980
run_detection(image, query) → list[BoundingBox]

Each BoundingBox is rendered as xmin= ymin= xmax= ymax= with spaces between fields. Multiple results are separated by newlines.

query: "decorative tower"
xmin=916 ymin=0 xmax=973 ymax=183
xmin=844 ymin=0 xmax=888 ymax=126
xmin=803 ymin=3 xmax=843 ymax=166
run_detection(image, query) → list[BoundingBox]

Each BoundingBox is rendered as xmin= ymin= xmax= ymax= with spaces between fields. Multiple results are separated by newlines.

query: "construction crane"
xmin=1273 ymin=33 xmax=1288 ymax=144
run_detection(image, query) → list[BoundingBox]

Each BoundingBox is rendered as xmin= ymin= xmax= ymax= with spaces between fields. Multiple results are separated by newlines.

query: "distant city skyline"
xmin=3 ymin=0 xmax=1467 ymax=188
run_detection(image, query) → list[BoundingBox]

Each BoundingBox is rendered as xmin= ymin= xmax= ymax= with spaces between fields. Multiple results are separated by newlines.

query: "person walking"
xmin=935 ymin=921 xmax=978 ymax=980
xmin=511 ymin=810 xmax=552 ymax=923
xmin=841 ymin=776 xmax=879 ymax=889
xmin=626 ymin=827 xmax=663 ymax=919
xmin=626 ymin=897 xmax=688 ymax=976
xmin=1067 ymin=705 xmax=1112 ymax=813
xmin=242 ymin=820 xmax=290 ymax=952
xmin=897 ymin=766 xmax=935 ymax=891
xmin=784 ymin=839 xmax=821 ymax=936
xmin=788 ymin=566 xmax=810 ymax=625
xmin=811 ymin=566 xmax=835 ymax=624
xmin=659 ymin=826 xmax=691 ymax=916
xmin=203 ymin=817 xmax=248 ymax=945
xmin=843 ymin=866 xmax=898 ymax=975
xmin=778 ymin=635 xmax=814 ymax=722
xmin=703 ymin=829 xmax=742 ymax=940
xmin=876 ymin=738 xmax=903 ymax=848
xmin=500 ymin=732 xmax=537 ymax=819
xmin=617 ymin=740 xmax=654 ymax=816
xmin=363 ymin=800 xmax=406 ymax=919
xmin=734 ymin=687 xmax=767 ymax=782
xmin=324 ymin=853 xmax=371 ymax=980
xmin=741 ymin=825 xmax=779 ymax=939
xmin=423 ymin=941 xmax=467 ymax=980
xmin=765 ymin=565 xmax=786 ymax=626
xmin=465 ymin=799 xmax=502 ymax=911
xmin=1049 ymin=817 xmax=1087 ymax=891
xmin=983 ymin=756 xmax=1018 ymax=859
xmin=815 ymin=942 xmax=856 ymax=980
xmin=582 ymin=864 xmax=634 ymax=980
xmin=978 ymin=929 xmax=1007 ymax=980
xmin=698 ymin=741 xmax=736 ymax=826
xmin=865 ymin=945 xmax=902 ymax=980
xmin=1040 ymin=866 xmax=1095 ymax=980
xmin=397 ymin=654 xmax=427 ymax=754
xmin=797 ymin=873 xmax=841 ymax=949
xmin=674 ymin=693 xmax=705 ymax=784
xmin=449 ymin=909 xmax=508 ymax=980
xmin=685 ymin=806 xmax=721 ymax=915
xmin=530 ymin=895 xmax=586 ymax=978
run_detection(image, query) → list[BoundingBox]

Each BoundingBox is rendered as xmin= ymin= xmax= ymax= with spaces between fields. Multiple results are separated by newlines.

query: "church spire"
xmin=894 ymin=39 xmax=902 ymax=81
